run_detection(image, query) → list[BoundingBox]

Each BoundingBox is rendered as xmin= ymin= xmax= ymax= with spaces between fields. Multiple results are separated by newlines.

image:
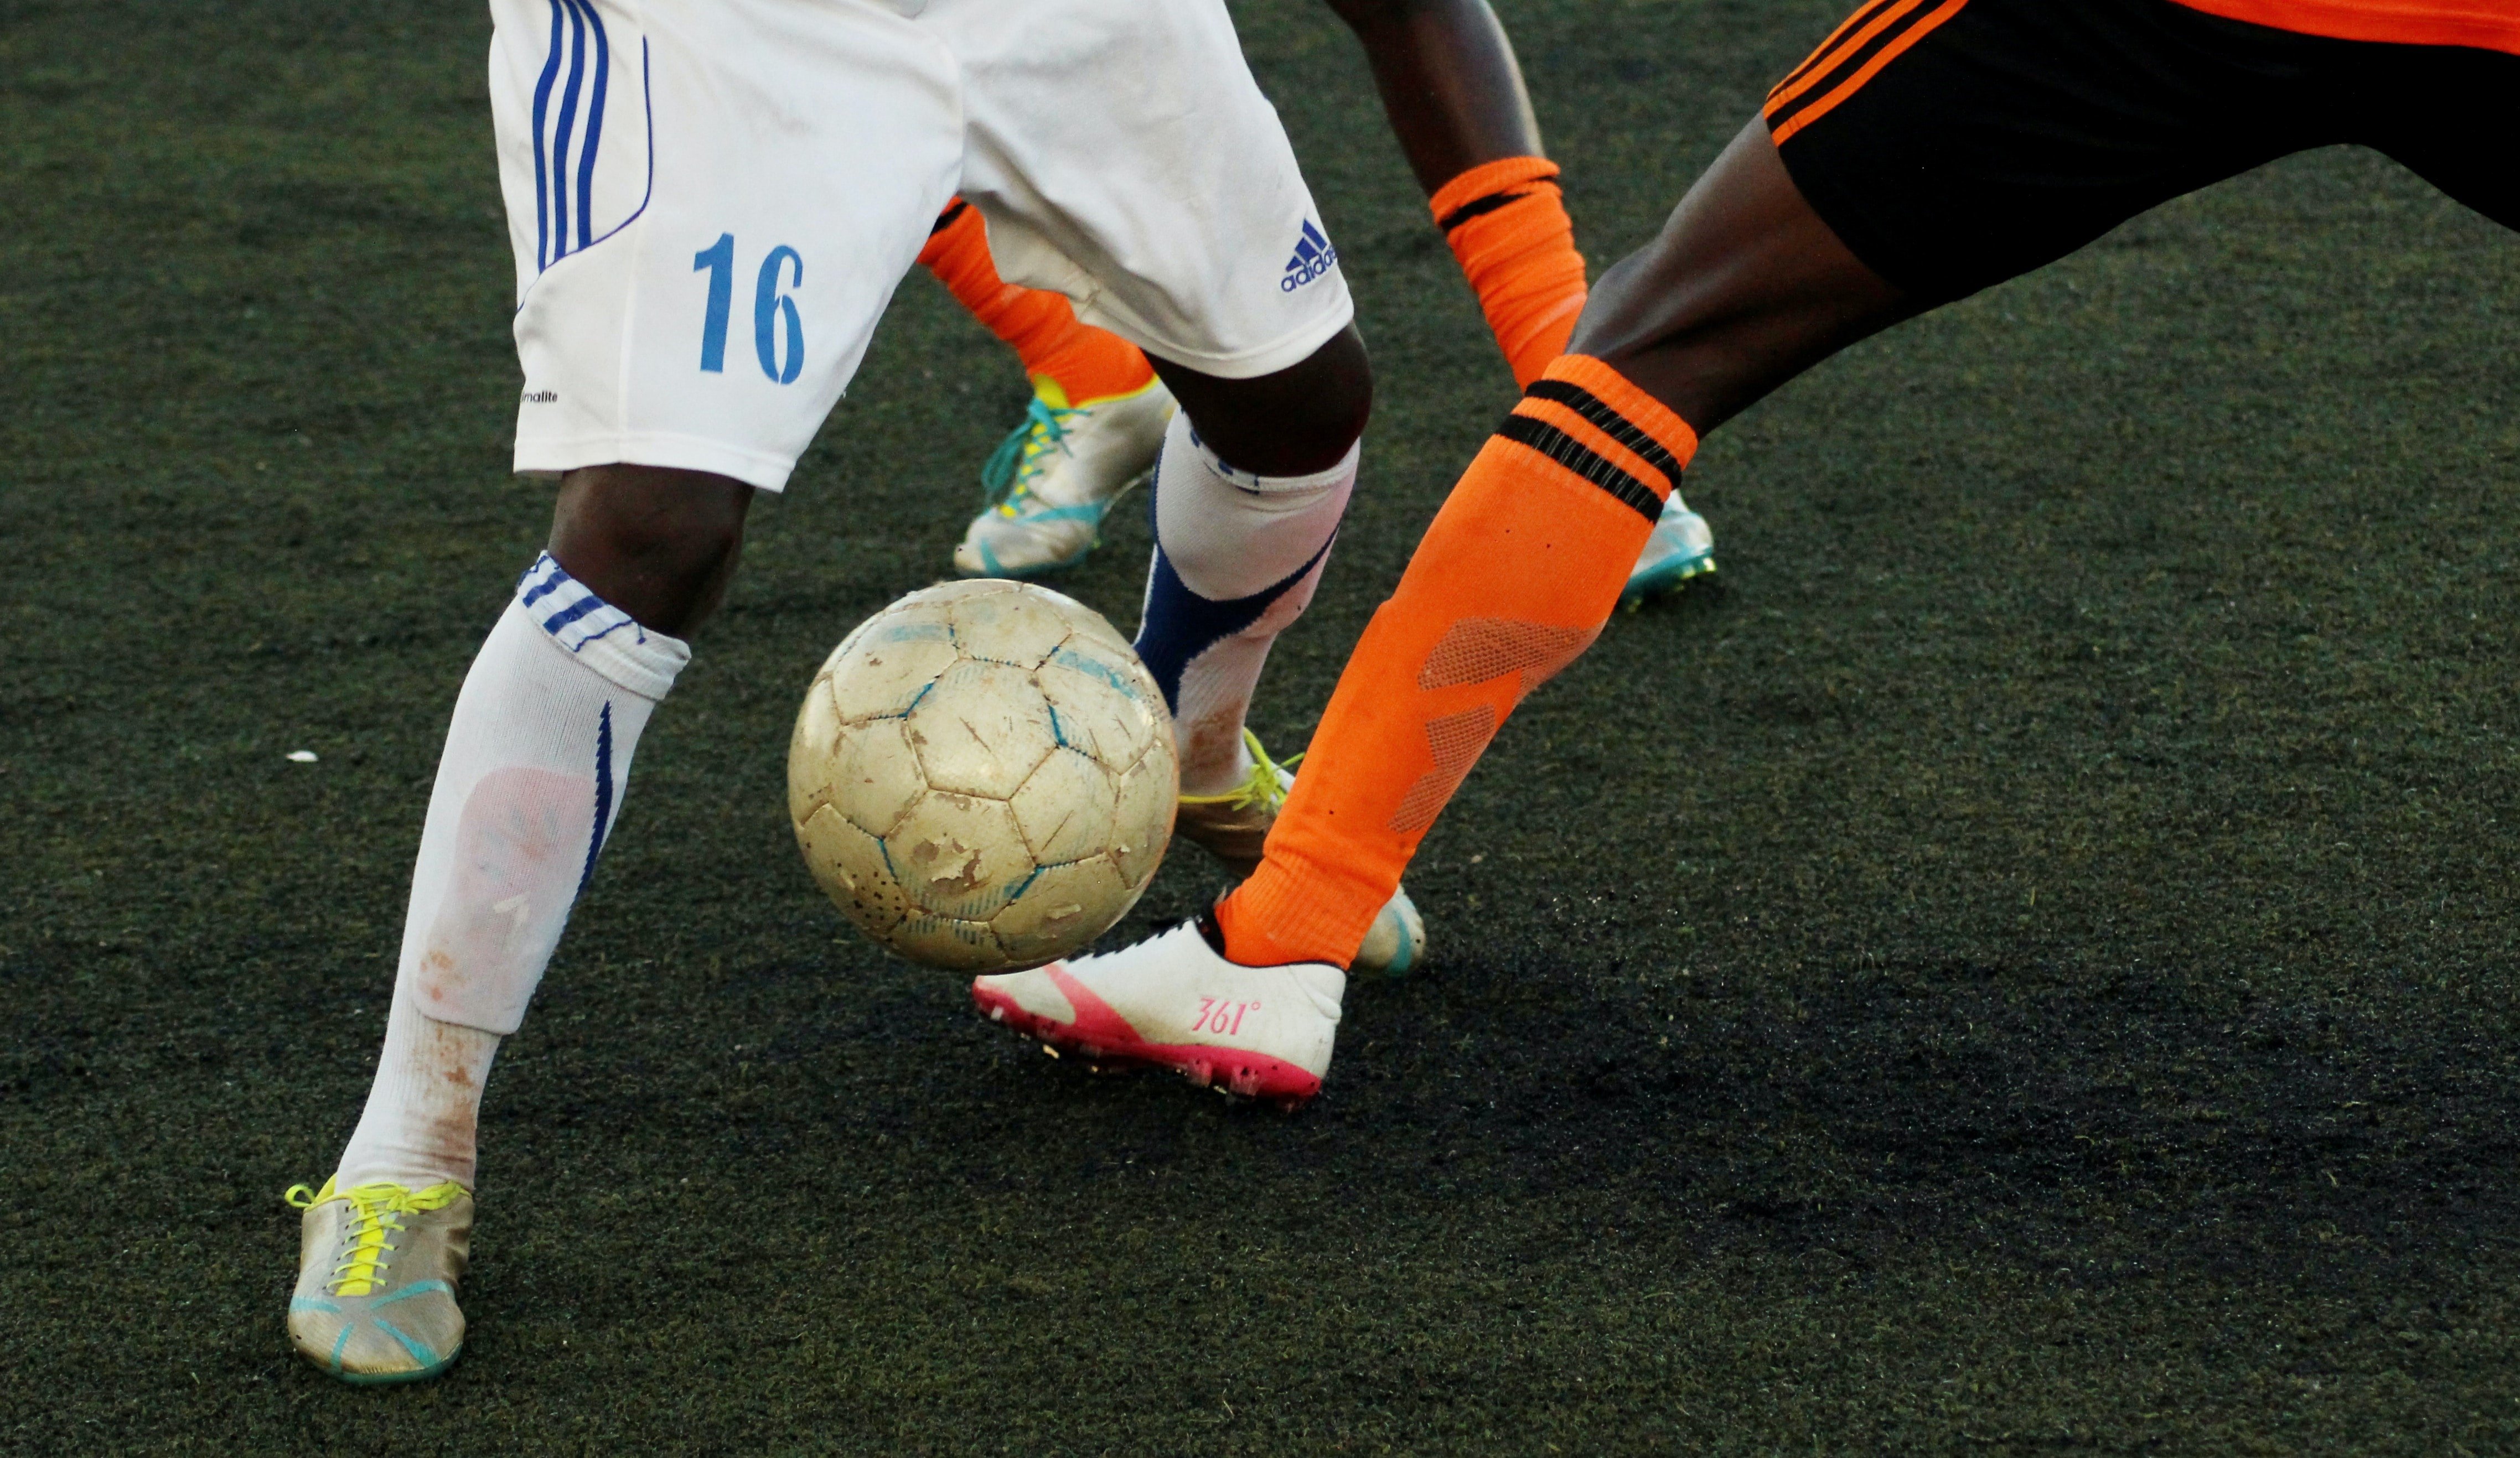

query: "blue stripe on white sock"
xmin=517 ymin=554 xmax=567 ymax=608
xmin=514 ymin=552 xmax=646 ymax=654
xmin=1133 ymin=532 xmax=1336 ymax=715
xmin=539 ymin=595 xmax=608 ymax=635
xmin=576 ymin=700 xmax=614 ymax=900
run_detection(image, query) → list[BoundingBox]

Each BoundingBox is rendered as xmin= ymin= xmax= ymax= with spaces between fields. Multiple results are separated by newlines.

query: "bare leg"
xmin=1573 ymin=118 xmax=1917 ymax=434
xmin=1324 ymin=0 xmax=1540 ymax=190
xmin=1145 ymin=323 xmax=1373 ymax=476
xmin=547 ymin=465 xmax=755 ymax=638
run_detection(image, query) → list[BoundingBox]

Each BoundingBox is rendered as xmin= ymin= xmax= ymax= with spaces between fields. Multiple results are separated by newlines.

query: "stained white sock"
xmin=334 ymin=553 xmax=687 ymax=1190
xmin=335 ymin=989 xmax=502 ymax=1191
xmin=1132 ymin=412 xmax=1358 ymax=795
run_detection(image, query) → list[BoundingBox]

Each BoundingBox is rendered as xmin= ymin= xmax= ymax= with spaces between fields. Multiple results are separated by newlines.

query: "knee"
xmin=1564 ymin=246 xmax=1751 ymax=433
xmin=548 ymin=464 xmax=756 ymax=637
xmin=1277 ymin=338 xmax=1374 ymax=467
xmin=1153 ymin=323 xmax=1373 ymax=477
xmin=1565 ymin=248 xmax=1676 ymax=364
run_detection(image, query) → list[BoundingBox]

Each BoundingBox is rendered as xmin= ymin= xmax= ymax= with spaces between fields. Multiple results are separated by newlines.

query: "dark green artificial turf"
xmin=8 ymin=0 xmax=2520 ymax=1450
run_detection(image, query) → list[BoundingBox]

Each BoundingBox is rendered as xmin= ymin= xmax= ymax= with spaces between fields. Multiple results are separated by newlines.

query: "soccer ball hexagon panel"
xmin=788 ymin=580 xmax=1178 ymax=973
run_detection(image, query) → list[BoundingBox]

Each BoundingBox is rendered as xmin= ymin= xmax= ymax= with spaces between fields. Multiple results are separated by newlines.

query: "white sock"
xmin=335 ymin=554 xmax=687 ymax=1190
xmin=338 ymin=989 xmax=503 ymax=1191
xmin=1131 ymin=412 xmax=1358 ymax=795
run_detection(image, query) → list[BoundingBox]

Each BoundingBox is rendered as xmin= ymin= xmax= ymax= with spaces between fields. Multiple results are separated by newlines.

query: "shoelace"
xmin=284 ymin=1177 xmax=465 ymax=1297
xmin=1176 ymin=728 xmax=1302 ymax=813
xmin=979 ymin=395 xmax=1083 ymax=515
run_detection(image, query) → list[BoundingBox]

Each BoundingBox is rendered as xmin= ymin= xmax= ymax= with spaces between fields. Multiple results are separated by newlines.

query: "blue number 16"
xmin=694 ymin=234 xmax=804 ymax=385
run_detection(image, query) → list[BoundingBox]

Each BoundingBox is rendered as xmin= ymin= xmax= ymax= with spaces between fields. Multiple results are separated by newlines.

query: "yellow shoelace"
xmin=1176 ymin=728 xmax=1302 ymax=813
xmin=980 ymin=392 xmax=1082 ymax=515
xmin=283 ymin=1176 xmax=465 ymax=1297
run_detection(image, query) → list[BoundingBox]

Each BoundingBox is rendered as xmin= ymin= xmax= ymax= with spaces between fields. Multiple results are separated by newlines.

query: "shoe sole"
xmin=292 ymin=1334 xmax=462 ymax=1386
xmin=1622 ymin=551 xmax=1716 ymax=610
xmin=325 ymin=1351 xmax=460 ymax=1386
xmin=972 ymin=966 xmax=1323 ymax=1107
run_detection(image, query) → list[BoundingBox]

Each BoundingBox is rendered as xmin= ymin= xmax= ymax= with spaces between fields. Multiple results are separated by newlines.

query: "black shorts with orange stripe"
xmin=1767 ymin=0 xmax=2520 ymax=302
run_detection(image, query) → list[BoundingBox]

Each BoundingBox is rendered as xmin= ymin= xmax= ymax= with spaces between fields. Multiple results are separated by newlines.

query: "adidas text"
xmin=1280 ymin=220 xmax=1338 ymax=293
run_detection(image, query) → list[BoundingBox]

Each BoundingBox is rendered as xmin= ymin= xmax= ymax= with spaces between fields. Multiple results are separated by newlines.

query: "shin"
xmin=1135 ymin=329 xmax=1373 ymax=794
xmin=335 ymin=467 xmax=743 ymax=1190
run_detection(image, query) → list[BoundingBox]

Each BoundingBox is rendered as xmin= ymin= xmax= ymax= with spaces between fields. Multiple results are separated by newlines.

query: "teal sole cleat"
xmin=1623 ymin=492 xmax=1717 ymax=608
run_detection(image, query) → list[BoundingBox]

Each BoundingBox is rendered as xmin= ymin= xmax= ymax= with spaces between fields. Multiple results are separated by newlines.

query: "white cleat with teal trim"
xmin=954 ymin=377 xmax=1176 ymax=579
xmin=1622 ymin=490 xmax=1717 ymax=606
xmin=284 ymin=1176 xmax=472 ymax=1384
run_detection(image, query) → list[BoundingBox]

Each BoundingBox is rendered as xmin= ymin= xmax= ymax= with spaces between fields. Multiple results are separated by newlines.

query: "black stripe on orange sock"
xmin=1520 ymin=379 xmax=1690 ymax=488
xmin=1436 ymin=178 xmax=1562 ymax=235
xmin=1492 ymin=415 xmax=1663 ymax=521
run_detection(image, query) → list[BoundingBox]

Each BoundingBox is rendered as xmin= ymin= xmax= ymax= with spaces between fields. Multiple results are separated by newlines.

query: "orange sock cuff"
xmin=1215 ymin=864 xmax=1344 ymax=969
xmin=1426 ymin=156 xmax=1563 ymax=222
xmin=916 ymin=199 xmax=993 ymax=286
xmin=1218 ymin=356 xmax=1695 ymax=969
xmin=1523 ymin=355 xmax=1699 ymax=490
xmin=1024 ymin=333 xmax=1156 ymax=408
xmin=1430 ymin=158 xmax=1589 ymax=389
xmin=918 ymin=199 xmax=1155 ymax=405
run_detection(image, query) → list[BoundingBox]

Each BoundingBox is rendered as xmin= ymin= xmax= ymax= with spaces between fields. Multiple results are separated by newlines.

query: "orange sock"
xmin=918 ymin=199 xmax=1156 ymax=404
xmin=1217 ymin=355 xmax=1697 ymax=968
xmin=1430 ymin=158 xmax=1590 ymax=390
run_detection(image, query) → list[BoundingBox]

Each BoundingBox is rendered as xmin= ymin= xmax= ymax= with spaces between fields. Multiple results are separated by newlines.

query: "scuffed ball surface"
xmin=787 ymin=580 xmax=1177 ymax=972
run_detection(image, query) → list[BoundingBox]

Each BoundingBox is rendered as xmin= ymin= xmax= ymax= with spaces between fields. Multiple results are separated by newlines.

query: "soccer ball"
xmin=788 ymin=579 xmax=1177 ymax=973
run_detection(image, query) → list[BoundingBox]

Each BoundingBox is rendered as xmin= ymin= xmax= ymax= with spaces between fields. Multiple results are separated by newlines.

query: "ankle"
xmin=1178 ymin=731 xmax=1255 ymax=798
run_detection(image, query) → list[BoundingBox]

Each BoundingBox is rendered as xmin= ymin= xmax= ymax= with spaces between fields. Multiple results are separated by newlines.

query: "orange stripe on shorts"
xmin=1766 ymin=0 xmax=1932 ymax=117
xmin=1770 ymin=0 xmax=1972 ymax=147
xmin=1768 ymin=0 xmax=1906 ymax=103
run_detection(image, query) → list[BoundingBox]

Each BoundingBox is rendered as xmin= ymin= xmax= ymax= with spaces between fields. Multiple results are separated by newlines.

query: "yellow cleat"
xmin=283 ymin=1176 xmax=472 ymax=1384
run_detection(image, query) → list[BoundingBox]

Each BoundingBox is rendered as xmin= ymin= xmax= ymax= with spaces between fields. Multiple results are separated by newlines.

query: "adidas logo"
xmin=1279 ymin=220 xmax=1338 ymax=293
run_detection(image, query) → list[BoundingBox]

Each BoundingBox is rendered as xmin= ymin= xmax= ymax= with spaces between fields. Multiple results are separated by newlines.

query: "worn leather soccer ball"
xmin=789 ymin=580 xmax=1177 ymax=972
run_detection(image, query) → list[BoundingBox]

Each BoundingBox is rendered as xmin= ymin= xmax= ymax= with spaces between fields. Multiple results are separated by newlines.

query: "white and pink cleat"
xmin=972 ymin=917 xmax=1344 ymax=1105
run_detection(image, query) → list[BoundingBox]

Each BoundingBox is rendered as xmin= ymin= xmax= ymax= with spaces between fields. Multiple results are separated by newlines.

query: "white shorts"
xmin=493 ymin=0 xmax=1355 ymax=491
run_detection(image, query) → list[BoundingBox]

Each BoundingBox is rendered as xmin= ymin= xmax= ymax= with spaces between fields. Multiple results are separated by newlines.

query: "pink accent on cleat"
xmin=971 ymin=963 xmax=1326 ymax=1103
